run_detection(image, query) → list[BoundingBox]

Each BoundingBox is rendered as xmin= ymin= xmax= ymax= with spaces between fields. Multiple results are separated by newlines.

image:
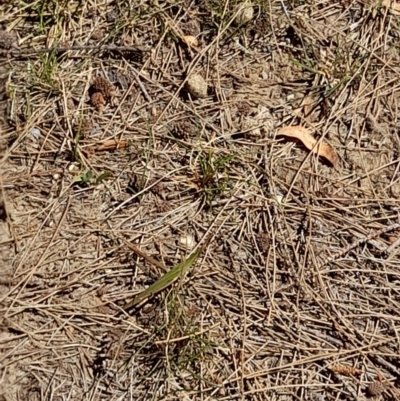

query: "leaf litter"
xmin=277 ymin=125 xmax=338 ymax=166
xmin=2 ymin=1 xmax=400 ymax=400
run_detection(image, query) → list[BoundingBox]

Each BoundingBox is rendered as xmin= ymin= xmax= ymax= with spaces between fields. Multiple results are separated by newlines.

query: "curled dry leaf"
xmin=277 ymin=125 xmax=338 ymax=166
xmin=382 ymin=0 xmax=400 ymax=15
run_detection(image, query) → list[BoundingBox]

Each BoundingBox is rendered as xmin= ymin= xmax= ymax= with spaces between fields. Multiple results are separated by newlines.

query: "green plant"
xmin=96 ymin=171 xmax=111 ymax=184
xmin=73 ymin=170 xmax=93 ymax=187
xmin=122 ymin=247 xmax=201 ymax=310
xmin=29 ymin=50 xmax=59 ymax=92
xmin=154 ymin=291 xmax=215 ymax=383
xmin=73 ymin=170 xmax=111 ymax=187
xmin=21 ymin=0 xmax=71 ymax=31
xmin=193 ymin=150 xmax=234 ymax=206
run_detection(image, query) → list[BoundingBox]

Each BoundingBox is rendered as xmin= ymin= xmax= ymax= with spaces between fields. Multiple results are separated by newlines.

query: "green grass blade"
xmin=123 ymin=248 xmax=202 ymax=310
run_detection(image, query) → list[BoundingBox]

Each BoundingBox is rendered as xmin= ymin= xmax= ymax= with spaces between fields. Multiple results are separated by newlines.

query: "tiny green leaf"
xmin=123 ymin=248 xmax=202 ymax=310
xmin=96 ymin=171 xmax=111 ymax=183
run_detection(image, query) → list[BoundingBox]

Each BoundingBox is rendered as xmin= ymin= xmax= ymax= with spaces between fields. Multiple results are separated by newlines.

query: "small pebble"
xmin=107 ymin=70 xmax=118 ymax=83
xmin=179 ymin=234 xmax=195 ymax=249
xmin=68 ymin=163 xmax=79 ymax=172
xmin=31 ymin=127 xmax=41 ymax=140
xmin=44 ymin=110 xmax=55 ymax=119
xmin=186 ymin=73 xmax=207 ymax=99
xmin=234 ymin=2 xmax=254 ymax=25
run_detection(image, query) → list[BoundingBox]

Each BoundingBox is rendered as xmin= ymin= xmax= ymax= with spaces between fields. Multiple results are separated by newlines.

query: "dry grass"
xmin=2 ymin=0 xmax=400 ymax=400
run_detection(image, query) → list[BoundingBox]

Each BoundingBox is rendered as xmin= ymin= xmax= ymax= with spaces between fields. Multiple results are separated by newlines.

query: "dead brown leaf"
xmin=382 ymin=0 xmax=400 ymax=15
xmin=95 ymin=139 xmax=128 ymax=151
xmin=277 ymin=125 xmax=338 ymax=166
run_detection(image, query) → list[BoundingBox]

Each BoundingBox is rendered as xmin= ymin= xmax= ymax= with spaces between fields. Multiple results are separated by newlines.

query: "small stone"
xmin=179 ymin=234 xmax=195 ymax=249
xmin=186 ymin=73 xmax=207 ymax=99
xmin=106 ymin=10 xmax=118 ymax=22
xmin=274 ymin=193 xmax=284 ymax=204
xmin=31 ymin=127 xmax=41 ymax=140
xmin=44 ymin=110 xmax=55 ymax=119
xmin=68 ymin=163 xmax=79 ymax=172
xmin=390 ymin=182 xmax=400 ymax=198
xmin=117 ymin=73 xmax=131 ymax=89
xmin=230 ymin=242 xmax=248 ymax=261
xmin=66 ymin=98 xmax=75 ymax=110
xmin=234 ymin=2 xmax=254 ymax=25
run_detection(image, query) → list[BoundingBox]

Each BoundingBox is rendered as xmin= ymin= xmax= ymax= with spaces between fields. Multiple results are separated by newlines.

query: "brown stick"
xmin=318 ymin=222 xmax=400 ymax=269
xmin=121 ymin=238 xmax=168 ymax=273
xmin=0 ymin=44 xmax=150 ymax=58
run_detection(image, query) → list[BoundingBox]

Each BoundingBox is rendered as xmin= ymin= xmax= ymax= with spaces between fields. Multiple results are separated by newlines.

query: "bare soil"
xmin=2 ymin=0 xmax=400 ymax=400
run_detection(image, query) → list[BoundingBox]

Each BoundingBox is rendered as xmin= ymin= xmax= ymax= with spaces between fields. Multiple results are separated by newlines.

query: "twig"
xmin=121 ymin=238 xmax=168 ymax=273
xmin=280 ymin=0 xmax=290 ymax=18
xmin=385 ymin=235 xmax=400 ymax=254
xmin=130 ymin=67 xmax=153 ymax=103
xmin=318 ymin=222 xmax=400 ymax=269
xmin=3 ymin=197 xmax=71 ymax=316
xmin=0 ymin=44 xmax=150 ymax=58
